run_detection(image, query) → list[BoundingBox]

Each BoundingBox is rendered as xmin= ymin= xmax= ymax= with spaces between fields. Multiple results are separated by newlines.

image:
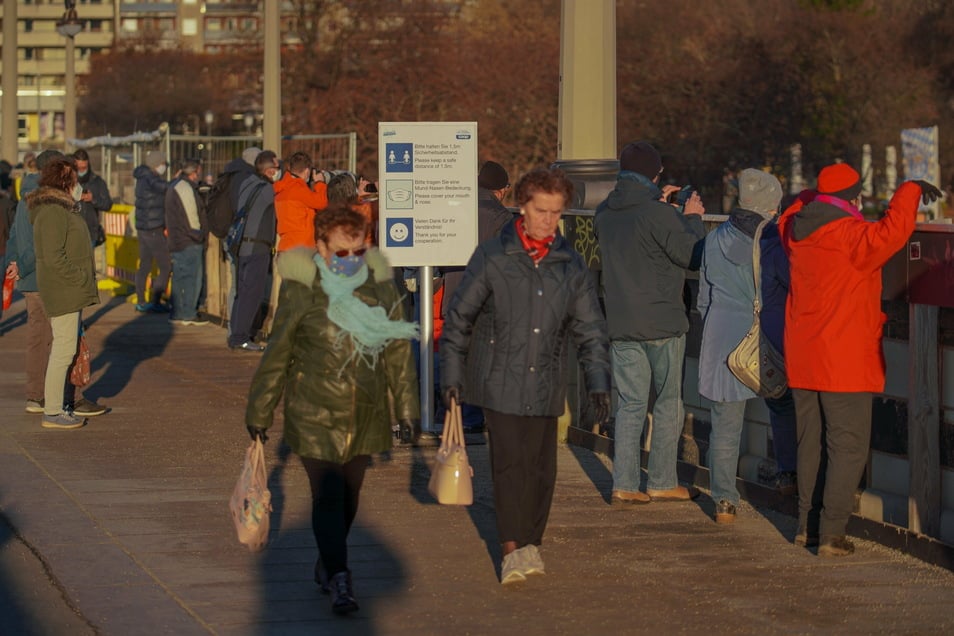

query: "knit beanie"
xmin=35 ymin=149 xmax=65 ymax=171
xmin=242 ymin=146 xmax=262 ymax=166
xmin=145 ymin=150 xmax=166 ymax=169
xmin=817 ymin=163 xmax=862 ymax=201
xmin=738 ymin=169 xmax=783 ymax=216
xmin=478 ymin=161 xmax=509 ymax=190
xmin=619 ymin=141 xmax=662 ymax=179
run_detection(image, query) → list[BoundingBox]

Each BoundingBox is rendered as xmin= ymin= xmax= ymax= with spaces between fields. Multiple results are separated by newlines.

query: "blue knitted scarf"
xmin=314 ymin=255 xmax=419 ymax=368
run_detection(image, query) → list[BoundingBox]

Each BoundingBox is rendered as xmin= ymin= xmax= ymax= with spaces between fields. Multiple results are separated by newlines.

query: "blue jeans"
xmin=611 ymin=336 xmax=685 ymax=493
xmin=170 ymin=244 xmax=204 ymax=321
xmin=709 ymin=400 xmax=746 ymax=505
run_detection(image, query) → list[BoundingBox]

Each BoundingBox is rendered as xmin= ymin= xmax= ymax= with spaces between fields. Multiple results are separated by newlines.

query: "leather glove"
xmin=398 ymin=418 xmax=421 ymax=445
xmin=442 ymin=386 xmax=461 ymax=409
xmin=913 ymin=180 xmax=943 ymax=204
xmin=590 ymin=391 xmax=610 ymax=426
xmin=247 ymin=426 xmax=268 ymax=443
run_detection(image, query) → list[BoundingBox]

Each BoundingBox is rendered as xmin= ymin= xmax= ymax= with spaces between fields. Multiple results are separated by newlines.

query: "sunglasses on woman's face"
xmin=333 ymin=247 xmax=368 ymax=258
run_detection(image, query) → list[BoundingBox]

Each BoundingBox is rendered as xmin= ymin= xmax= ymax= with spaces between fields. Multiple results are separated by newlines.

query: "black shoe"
xmin=314 ymin=559 xmax=329 ymax=594
xmin=230 ymin=341 xmax=265 ymax=352
xmin=775 ymin=471 xmax=798 ymax=496
xmin=329 ymin=571 xmax=359 ymax=615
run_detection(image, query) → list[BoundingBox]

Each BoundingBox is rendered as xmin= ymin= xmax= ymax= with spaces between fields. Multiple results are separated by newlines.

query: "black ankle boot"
xmin=329 ymin=571 xmax=358 ymax=615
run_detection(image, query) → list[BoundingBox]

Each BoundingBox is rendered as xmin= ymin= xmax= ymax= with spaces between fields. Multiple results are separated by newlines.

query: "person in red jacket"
xmin=779 ymin=164 xmax=940 ymax=556
xmin=274 ymin=152 xmax=329 ymax=252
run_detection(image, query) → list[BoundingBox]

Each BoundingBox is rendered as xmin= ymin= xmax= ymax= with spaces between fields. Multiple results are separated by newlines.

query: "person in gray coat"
xmin=697 ymin=169 xmax=784 ymax=523
xmin=440 ymin=168 xmax=610 ymax=585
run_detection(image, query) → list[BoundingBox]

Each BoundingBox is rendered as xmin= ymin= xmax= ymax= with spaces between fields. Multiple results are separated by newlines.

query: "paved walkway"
xmin=1 ymin=293 xmax=954 ymax=635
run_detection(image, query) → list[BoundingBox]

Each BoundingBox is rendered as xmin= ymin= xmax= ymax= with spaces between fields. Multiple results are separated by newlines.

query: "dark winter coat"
xmin=246 ymin=248 xmax=419 ymax=463
xmin=759 ymin=221 xmax=789 ymax=354
xmin=440 ymin=187 xmax=514 ymax=319
xmin=594 ymin=172 xmax=705 ymax=341
xmin=236 ymin=174 xmax=275 ymax=257
xmin=28 ymin=187 xmax=98 ymax=317
xmin=222 ymin=157 xmax=257 ymax=213
xmin=77 ymin=168 xmax=111 ymax=243
xmin=133 ymin=165 xmax=169 ymax=231
xmin=164 ymin=177 xmax=207 ymax=253
xmin=440 ymin=219 xmax=610 ymax=417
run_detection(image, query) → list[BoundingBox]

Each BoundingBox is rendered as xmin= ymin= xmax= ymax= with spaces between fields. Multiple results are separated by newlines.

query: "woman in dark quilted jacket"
xmin=440 ymin=168 xmax=611 ymax=585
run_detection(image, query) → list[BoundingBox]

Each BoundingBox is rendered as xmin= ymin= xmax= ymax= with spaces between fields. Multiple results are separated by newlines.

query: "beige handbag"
xmin=229 ymin=439 xmax=272 ymax=551
xmin=428 ymin=398 xmax=474 ymax=505
xmin=726 ymin=218 xmax=788 ymax=399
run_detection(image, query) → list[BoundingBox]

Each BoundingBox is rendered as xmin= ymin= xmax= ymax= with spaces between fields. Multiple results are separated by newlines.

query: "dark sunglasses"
xmin=334 ymin=247 xmax=368 ymax=258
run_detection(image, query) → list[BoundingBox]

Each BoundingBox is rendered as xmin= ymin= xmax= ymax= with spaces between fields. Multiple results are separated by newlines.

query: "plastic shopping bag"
xmin=229 ymin=439 xmax=272 ymax=551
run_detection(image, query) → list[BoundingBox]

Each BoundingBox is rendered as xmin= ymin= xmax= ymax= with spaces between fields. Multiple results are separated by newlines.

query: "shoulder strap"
xmin=238 ymin=181 xmax=268 ymax=219
xmin=750 ymin=218 xmax=771 ymax=316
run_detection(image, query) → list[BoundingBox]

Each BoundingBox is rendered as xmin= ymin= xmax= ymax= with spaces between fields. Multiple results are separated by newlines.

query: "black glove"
xmin=398 ymin=418 xmax=421 ymax=445
xmin=913 ymin=180 xmax=943 ymax=204
xmin=590 ymin=391 xmax=610 ymax=426
xmin=442 ymin=386 xmax=461 ymax=409
xmin=247 ymin=426 xmax=268 ymax=443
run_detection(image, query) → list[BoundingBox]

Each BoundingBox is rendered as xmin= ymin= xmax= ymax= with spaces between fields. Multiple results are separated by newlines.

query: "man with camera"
xmin=595 ymin=140 xmax=705 ymax=506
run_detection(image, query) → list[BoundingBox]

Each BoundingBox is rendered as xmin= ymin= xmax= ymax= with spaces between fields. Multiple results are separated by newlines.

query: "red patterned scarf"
xmin=515 ymin=216 xmax=555 ymax=264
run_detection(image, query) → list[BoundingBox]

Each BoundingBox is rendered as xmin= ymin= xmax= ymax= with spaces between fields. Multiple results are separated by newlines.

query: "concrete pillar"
xmin=263 ymin=1 xmax=281 ymax=153
xmin=558 ymin=0 xmax=616 ymax=160
xmin=64 ymin=36 xmax=76 ymax=151
xmin=2 ymin=0 xmax=18 ymax=162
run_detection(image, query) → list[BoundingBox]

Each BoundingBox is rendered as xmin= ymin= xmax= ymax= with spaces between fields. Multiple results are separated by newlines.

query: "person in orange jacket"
xmin=779 ymin=164 xmax=941 ymax=557
xmin=274 ymin=152 xmax=328 ymax=252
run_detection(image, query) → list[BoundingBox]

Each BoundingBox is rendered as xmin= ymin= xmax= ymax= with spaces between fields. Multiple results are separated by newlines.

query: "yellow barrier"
xmin=99 ymin=204 xmax=232 ymax=322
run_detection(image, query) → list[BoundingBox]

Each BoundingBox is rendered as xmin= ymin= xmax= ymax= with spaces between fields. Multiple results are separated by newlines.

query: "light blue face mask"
xmin=328 ymin=254 xmax=365 ymax=277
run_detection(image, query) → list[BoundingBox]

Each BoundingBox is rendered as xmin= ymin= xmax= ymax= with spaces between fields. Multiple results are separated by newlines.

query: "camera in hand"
xmin=667 ymin=185 xmax=694 ymax=211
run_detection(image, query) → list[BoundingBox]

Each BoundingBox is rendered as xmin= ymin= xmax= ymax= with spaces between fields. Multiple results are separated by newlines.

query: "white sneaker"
xmin=519 ymin=544 xmax=546 ymax=576
xmin=500 ymin=552 xmax=527 ymax=585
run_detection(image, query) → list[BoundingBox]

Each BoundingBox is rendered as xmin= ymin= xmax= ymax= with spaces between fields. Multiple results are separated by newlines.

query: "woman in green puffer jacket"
xmin=245 ymin=205 xmax=420 ymax=616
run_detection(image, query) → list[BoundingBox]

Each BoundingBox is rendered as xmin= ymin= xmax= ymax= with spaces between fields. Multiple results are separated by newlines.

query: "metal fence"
xmin=81 ymin=131 xmax=357 ymax=206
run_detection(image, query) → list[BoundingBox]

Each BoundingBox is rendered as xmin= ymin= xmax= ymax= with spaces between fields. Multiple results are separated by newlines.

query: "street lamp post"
xmin=55 ymin=0 xmax=82 ymax=152
xmin=204 ymin=110 xmax=214 ymax=137
xmin=243 ymin=111 xmax=255 ymax=135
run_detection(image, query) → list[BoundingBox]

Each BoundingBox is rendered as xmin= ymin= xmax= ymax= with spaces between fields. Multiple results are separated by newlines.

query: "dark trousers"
xmin=485 ymin=409 xmax=557 ymax=547
xmin=228 ymin=251 xmax=269 ymax=346
xmin=135 ymin=227 xmax=172 ymax=304
xmin=765 ymin=388 xmax=798 ymax=474
xmin=300 ymin=455 xmax=369 ymax=577
xmin=793 ymin=389 xmax=872 ymax=540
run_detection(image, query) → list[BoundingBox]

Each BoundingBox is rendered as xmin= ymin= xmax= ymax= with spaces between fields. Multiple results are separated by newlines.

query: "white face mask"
xmin=71 ymin=183 xmax=83 ymax=202
xmin=156 ymin=164 xmax=167 ymax=175
xmin=271 ymin=169 xmax=282 ymax=183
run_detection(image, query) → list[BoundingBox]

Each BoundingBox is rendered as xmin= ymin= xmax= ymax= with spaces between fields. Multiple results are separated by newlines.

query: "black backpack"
xmin=206 ymin=172 xmax=235 ymax=239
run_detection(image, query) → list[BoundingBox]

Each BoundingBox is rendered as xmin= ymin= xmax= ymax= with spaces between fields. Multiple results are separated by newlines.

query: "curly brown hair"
xmin=513 ymin=168 xmax=574 ymax=208
xmin=314 ymin=204 xmax=368 ymax=244
xmin=39 ymin=156 xmax=78 ymax=194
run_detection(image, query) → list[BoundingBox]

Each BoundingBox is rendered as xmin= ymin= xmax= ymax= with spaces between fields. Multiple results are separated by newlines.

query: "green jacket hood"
xmin=27 ymin=186 xmax=76 ymax=224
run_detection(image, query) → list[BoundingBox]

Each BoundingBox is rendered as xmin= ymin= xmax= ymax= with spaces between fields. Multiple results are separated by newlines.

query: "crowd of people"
xmin=1 ymin=140 xmax=943 ymax=615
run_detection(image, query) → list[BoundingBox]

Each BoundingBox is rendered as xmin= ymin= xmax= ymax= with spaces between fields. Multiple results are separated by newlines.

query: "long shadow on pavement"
xmin=83 ymin=308 xmax=173 ymax=403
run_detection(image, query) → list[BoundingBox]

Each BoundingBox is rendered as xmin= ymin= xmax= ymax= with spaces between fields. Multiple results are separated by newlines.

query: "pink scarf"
xmin=815 ymin=194 xmax=864 ymax=220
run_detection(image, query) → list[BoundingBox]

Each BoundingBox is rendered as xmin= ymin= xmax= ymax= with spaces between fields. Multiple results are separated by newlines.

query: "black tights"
xmin=300 ymin=455 xmax=370 ymax=577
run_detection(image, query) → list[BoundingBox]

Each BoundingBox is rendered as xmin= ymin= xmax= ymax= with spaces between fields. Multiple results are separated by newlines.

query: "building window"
xmin=121 ymin=19 xmax=138 ymax=33
xmin=182 ymin=18 xmax=198 ymax=36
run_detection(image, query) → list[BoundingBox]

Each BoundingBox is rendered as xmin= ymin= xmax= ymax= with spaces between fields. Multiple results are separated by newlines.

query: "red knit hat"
xmin=817 ymin=163 xmax=862 ymax=201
